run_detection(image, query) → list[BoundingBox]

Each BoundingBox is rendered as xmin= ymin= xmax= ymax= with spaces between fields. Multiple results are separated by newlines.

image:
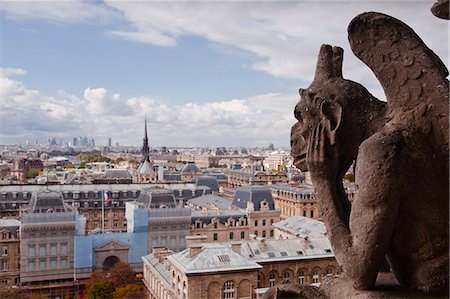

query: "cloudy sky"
xmin=0 ymin=1 xmax=448 ymax=147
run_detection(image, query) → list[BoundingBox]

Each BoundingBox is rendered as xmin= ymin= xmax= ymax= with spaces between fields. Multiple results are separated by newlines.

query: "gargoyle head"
xmin=291 ymin=45 xmax=382 ymax=173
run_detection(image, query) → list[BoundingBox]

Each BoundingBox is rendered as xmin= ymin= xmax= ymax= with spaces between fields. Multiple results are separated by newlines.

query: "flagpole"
xmin=101 ymin=190 xmax=105 ymax=234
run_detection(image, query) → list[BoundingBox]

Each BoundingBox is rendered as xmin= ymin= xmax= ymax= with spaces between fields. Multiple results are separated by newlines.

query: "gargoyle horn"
xmin=313 ymin=45 xmax=344 ymax=83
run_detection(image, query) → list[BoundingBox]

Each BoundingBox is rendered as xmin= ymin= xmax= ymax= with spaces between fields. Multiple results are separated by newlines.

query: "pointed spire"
xmin=142 ymin=117 xmax=150 ymax=162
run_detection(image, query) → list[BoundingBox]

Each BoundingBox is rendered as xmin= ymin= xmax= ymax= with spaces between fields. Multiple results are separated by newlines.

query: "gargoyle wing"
xmin=348 ymin=12 xmax=448 ymax=158
xmin=348 ymin=12 xmax=448 ymax=111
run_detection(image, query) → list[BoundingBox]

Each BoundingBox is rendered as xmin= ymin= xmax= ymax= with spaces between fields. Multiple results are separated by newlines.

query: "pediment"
xmin=95 ymin=239 xmax=129 ymax=252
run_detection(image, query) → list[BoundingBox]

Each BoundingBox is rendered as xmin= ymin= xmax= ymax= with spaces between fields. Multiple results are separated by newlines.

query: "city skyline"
xmin=1 ymin=1 xmax=448 ymax=146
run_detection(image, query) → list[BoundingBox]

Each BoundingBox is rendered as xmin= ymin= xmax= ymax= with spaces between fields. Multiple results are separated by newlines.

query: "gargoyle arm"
xmin=315 ymin=132 xmax=403 ymax=290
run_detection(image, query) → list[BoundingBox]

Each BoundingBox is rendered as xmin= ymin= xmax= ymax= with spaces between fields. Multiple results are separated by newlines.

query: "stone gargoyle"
xmin=268 ymin=11 xmax=449 ymax=299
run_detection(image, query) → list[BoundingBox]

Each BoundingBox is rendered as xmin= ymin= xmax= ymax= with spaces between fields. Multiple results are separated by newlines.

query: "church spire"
xmin=142 ymin=117 xmax=150 ymax=162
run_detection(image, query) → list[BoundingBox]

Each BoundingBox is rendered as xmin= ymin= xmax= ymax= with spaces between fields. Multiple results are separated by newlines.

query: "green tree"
xmin=88 ymin=280 xmax=114 ymax=299
xmin=26 ymin=167 xmax=42 ymax=178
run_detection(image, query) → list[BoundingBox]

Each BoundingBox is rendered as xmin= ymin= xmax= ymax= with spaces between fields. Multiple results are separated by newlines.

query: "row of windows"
xmin=151 ymin=236 xmax=186 ymax=248
xmin=28 ymin=258 xmax=68 ymax=271
xmin=257 ymin=267 xmax=336 ymax=288
xmin=28 ymin=243 xmax=68 ymax=257
xmin=212 ymin=230 xmax=275 ymax=241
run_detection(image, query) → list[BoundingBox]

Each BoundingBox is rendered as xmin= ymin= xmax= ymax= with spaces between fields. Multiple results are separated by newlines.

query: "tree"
xmin=88 ymin=280 xmax=114 ymax=299
xmin=26 ymin=167 xmax=42 ymax=178
xmin=113 ymin=284 xmax=144 ymax=299
xmin=109 ymin=262 xmax=137 ymax=287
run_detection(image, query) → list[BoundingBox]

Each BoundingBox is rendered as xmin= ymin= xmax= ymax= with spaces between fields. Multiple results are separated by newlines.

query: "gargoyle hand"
xmin=306 ymin=122 xmax=340 ymax=184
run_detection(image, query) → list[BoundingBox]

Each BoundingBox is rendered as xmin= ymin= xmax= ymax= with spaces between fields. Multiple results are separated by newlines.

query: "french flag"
xmin=104 ymin=191 xmax=111 ymax=204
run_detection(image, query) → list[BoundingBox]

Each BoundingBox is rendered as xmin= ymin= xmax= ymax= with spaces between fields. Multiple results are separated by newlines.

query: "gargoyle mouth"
xmin=293 ymin=153 xmax=307 ymax=170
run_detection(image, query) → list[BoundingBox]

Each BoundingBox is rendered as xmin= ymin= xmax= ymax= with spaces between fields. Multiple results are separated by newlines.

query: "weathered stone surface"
xmin=284 ymin=11 xmax=449 ymax=299
xmin=431 ymin=0 xmax=449 ymax=19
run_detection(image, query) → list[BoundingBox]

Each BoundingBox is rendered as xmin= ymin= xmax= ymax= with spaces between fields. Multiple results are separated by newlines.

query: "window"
xmin=94 ymin=221 xmax=99 ymax=228
xmin=303 ymin=210 xmax=307 ymax=217
xmin=270 ymin=219 xmax=274 ymax=225
xmin=312 ymin=269 xmax=320 ymax=284
xmin=283 ymin=271 xmax=291 ymax=282
xmin=1 ymin=260 xmax=8 ymax=271
xmin=298 ymin=270 xmax=305 ymax=285
xmin=28 ymin=246 xmax=35 ymax=257
xmin=254 ymin=231 xmax=258 ymax=237
xmin=61 ymin=259 xmax=67 ymax=269
xmin=269 ymin=272 xmax=277 ymax=287
xmin=50 ymin=259 xmax=57 ymax=270
xmin=28 ymin=261 xmax=35 ymax=272
xmin=262 ymin=231 xmax=266 ymax=238
xmin=240 ymin=231 xmax=245 ymax=239
xmin=270 ymin=230 xmax=274 ymax=237
xmin=39 ymin=260 xmax=46 ymax=271
xmin=326 ymin=267 xmax=334 ymax=276
xmin=170 ymin=237 xmax=177 ymax=247
xmin=254 ymin=220 xmax=258 ymax=226
xmin=39 ymin=246 xmax=46 ymax=257
xmin=214 ymin=222 xmax=218 ymax=229
xmin=61 ymin=244 xmax=68 ymax=255
xmin=229 ymin=232 xmax=234 ymax=240
xmin=223 ymin=280 xmax=235 ymax=299
xmin=257 ymin=273 xmax=263 ymax=288
xmin=113 ymin=220 xmax=118 ymax=227
xmin=310 ymin=210 xmax=314 ymax=218
xmin=152 ymin=238 xmax=158 ymax=247
xmin=1 ymin=247 xmax=7 ymax=256
xmin=213 ymin=233 xmax=218 ymax=241
xmin=262 ymin=219 xmax=266 ymax=226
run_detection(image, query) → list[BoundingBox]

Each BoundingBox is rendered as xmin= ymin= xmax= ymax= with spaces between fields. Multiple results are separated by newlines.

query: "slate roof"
xmin=180 ymin=161 xmax=200 ymax=173
xmin=142 ymin=254 xmax=172 ymax=285
xmin=188 ymin=194 xmax=232 ymax=211
xmin=104 ymin=169 xmax=132 ymax=178
xmin=232 ymin=185 xmax=275 ymax=211
xmin=168 ymin=243 xmax=262 ymax=274
xmin=138 ymin=188 xmax=177 ymax=208
xmin=29 ymin=190 xmax=67 ymax=213
xmin=272 ymin=216 xmax=327 ymax=239
xmin=137 ymin=159 xmax=155 ymax=176
xmin=240 ymin=238 xmax=334 ymax=262
xmin=194 ymin=176 xmax=219 ymax=192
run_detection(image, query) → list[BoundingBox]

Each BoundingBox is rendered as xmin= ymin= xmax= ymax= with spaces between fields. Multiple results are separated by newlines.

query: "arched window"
xmin=269 ymin=272 xmax=277 ymax=287
xmin=312 ymin=269 xmax=320 ymax=284
xmin=257 ymin=273 xmax=263 ymax=288
xmin=283 ymin=271 xmax=291 ymax=282
xmin=326 ymin=266 xmax=335 ymax=276
xmin=223 ymin=280 xmax=235 ymax=299
xmin=298 ymin=270 xmax=305 ymax=285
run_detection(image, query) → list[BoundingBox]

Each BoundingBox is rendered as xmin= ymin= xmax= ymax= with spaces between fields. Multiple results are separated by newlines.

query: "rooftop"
xmin=272 ymin=216 xmax=327 ymax=239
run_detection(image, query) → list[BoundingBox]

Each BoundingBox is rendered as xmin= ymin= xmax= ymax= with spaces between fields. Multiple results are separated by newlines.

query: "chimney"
xmin=189 ymin=244 xmax=203 ymax=257
xmin=257 ymin=237 xmax=266 ymax=251
xmin=185 ymin=235 xmax=207 ymax=248
xmin=230 ymin=241 xmax=242 ymax=254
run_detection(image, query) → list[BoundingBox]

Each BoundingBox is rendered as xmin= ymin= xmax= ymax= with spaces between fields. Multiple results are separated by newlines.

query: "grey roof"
xmin=188 ymin=194 xmax=232 ymax=211
xmin=0 ymin=218 xmax=20 ymax=230
xmin=29 ymin=190 xmax=67 ymax=213
xmin=191 ymin=210 xmax=246 ymax=224
xmin=138 ymin=188 xmax=177 ymax=208
xmin=195 ymin=176 xmax=219 ymax=192
xmin=180 ymin=161 xmax=200 ymax=173
xmin=104 ymin=169 xmax=132 ymax=178
xmin=232 ymin=185 xmax=275 ymax=211
xmin=273 ymin=216 xmax=327 ymax=238
xmin=142 ymin=254 xmax=172 ymax=286
xmin=168 ymin=243 xmax=262 ymax=274
xmin=137 ymin=159 xmax=155 ymax=176
xmin=241 ymin=238 xmax=334 ymax=262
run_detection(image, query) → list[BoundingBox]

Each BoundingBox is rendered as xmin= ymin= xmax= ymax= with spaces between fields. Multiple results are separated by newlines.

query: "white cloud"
xmin=0 ymin=70 xmax=297 ymax=146
xmin=102 ymin=0 xmax=448 ymax=89
xmin=0 ymin=67 xmax=27 ymax=77
xmin=0 ymin=0 xmax=117 ymax=24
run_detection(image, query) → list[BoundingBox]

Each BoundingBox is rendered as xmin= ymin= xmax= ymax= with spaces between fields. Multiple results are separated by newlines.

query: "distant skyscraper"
xmin=108 ymin=137 xmax=112 ymax=147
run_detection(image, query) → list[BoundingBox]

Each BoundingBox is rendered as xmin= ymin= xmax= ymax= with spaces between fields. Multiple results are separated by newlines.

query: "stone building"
xmin=189 ymin=186 xmax=281 ymax=243
xmin=272 ymin=216 xmax=327 ymax=240
xmin=180 ymin=161 xmax=202 ymax=181
xmin=225 ymin=169 xmax=288 ymax=187
xmin=20 ymin=190 xmax=78 ymax=297
xmin=142 ymin=237 xmax=339 ymax=299
xmin=270 ymin=184 xmax=357 ymax=220
xmin=0 ymin=218 xmax=20 ymax=286
xmin=138 ymin=188 xmax=191 ymax=252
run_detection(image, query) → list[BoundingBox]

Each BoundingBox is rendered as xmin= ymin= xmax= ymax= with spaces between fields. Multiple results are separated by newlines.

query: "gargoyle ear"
xmin=320 ymin=100 xmax=342 ymax=145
